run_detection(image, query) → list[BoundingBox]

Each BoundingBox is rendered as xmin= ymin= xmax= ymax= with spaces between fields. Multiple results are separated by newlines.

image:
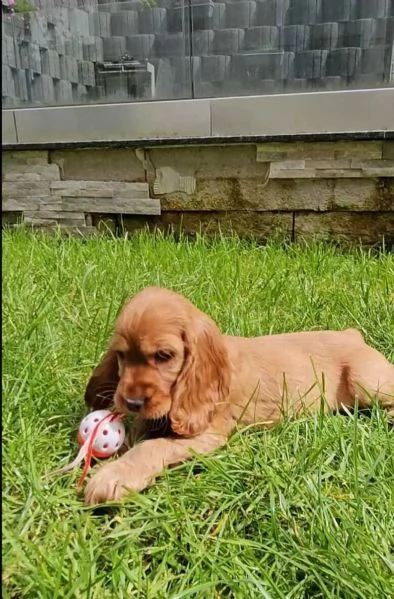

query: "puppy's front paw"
xmin=84 ymin=460 xmax=150 ymax=506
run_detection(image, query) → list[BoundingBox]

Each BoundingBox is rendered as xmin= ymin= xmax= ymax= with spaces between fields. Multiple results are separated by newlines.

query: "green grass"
xmin=2 ymin=228 xmax=394 ymax=599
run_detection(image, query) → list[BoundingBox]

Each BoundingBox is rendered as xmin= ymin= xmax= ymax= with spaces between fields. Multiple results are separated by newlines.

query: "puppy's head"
xmin=108 ymin=287 xmax=230 ymax=436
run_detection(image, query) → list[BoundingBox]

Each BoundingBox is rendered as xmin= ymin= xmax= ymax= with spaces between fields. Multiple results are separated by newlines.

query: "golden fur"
xmin=84 ymin=287 xmax=394 ymax=505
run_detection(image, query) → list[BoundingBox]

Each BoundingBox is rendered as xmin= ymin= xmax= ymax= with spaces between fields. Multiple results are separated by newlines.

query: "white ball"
xmin=78 ymin=410 xmax=125 ymax=457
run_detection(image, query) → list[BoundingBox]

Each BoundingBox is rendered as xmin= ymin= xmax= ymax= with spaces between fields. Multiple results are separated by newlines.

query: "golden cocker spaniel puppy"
xmin=84 ymin=287 xmax=394 ymax=505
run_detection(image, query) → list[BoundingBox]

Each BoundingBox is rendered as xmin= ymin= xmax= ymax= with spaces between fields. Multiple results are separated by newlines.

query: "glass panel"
xmin=2 ymin=0 xmax=192 ymax=107
xmin=2 ymin=0 xmax=393 ymax=108
xmin=190 ymin=0 xmax=394 ymax=97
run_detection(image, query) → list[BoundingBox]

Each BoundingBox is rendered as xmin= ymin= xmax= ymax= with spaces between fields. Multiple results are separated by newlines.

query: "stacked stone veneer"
xmin=2 ymin=0 xmax=393 ymax=107
xmin=2 ymin=141 xmax=394 ymax=244
xmin=2 ymin=150 xmax=160 ymax=231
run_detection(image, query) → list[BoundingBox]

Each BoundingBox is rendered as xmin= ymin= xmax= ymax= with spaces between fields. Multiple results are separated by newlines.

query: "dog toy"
xmin=49 ymin=410 xmax=125 ymax=489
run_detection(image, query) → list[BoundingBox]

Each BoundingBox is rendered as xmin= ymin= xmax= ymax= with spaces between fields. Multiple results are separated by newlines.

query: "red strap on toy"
xmin=76 ymin=412 xmax=121 ymax=490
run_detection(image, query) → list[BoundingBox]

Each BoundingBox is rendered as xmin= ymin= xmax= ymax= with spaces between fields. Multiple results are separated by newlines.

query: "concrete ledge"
xmin=2 ymin=111 xmax=17 ymax=144
xmin=2 ymin=88 xmax=394 ymax=147
xmin=10 ymin=99 xmax=212 ymax=145
xmin=211 ymin=88 xmax=394 ymax=137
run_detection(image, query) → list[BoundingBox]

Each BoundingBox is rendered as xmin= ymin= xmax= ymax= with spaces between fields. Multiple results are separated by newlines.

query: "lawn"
xmin=2 ymin=228 xmax=394 ymax=599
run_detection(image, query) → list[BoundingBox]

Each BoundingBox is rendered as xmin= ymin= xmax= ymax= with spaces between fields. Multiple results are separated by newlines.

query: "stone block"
xmin=23 ymin=212 xmax=87 ymax=228
xmin=357 ymin=0 xmax=390 ymax=19
xmin=54 ymin=79 xmax=73 ymax=102
xmin=126 ymin=34 xmax=155 ymax=59
xmin=2 ymin=181 xmax=52 ymax=200
xmin=102 ymin=37 xmax=126 ymax=61
xmin=10 ymin=14 xmax=26 ymax=44
xmin=161 ymin=177 xmax=332 ymax=211
xmin=286 ymin=0 xmax=322 ymax=25
xmin=41 ymin=49 xmax=61 ymax=79
xmin=294 ymin=212 xmax=394 ymax=245
xmin=50 ymin=148 xmax=146 ymax=181
xmin=76 ymin=84 xmax=88 ymax=99
xmin=287 ymin=78 xmax=308 ymax=90
xmin=61 ymin=197 xmax=161 ymax=215
xmin=339 ymin=19 xmax=378 ymax=49
xmin=200 ymin=55 xmax=230 ymax=82
xmin=295 ymin=50 xmax=328 ymax=79
xmin=374 ymin=18 xmax=390 ymax=45
xmin=3 ymin=197 xmax=44 ymax=212
xmin=89 ymin=12 xmax=111 ymax=37
xmin=64 ymin=38 xmax=84 ymax=61
xmin=309 ymin=22 xmax=339 ymax=50
xmin=2 ymin=14 xmax=14 ymax=37
xmin=213 ymin=3 xmax=226 ymax=29
xmin=68 ymin=8 xmax=90 ymax=37
xmin=232 ymin=51 xmax=294 ymax=81
xmin=155 ymin=33 xmax=186 ymax=57
xmin=226 ymin=1 xmax=257 ymax=28
xmin=3 ymin=164 xmax=61 ymax=182
xmin=83 ymin=36 xmax=104 ymax=63
xmin=166 ymin=8 xmax=183 ymax=33
xmin=59 ymin=55 xmax=79 ymax=83
xmin=214 ymin=29 xmax=245 ymax=54
xmin=14 ymin=70 xmax=29 ymax=101
xmin=30 ymin=14 xmax=50 ymax=48
xmin=110 ymin=11 xmax=139 ymax=36
xmin=2 ymin=35 xmax=17 ymax=69
xmin=32 ymin=74 xmax=56 ymax=103
xmin=245 ymin=26 xmax=279 ymax=51
xmin=333 ymin=179 xmax=394 ymax=210
xmin=47 ymin=30 xmax=65 ymax=56
xmin=3 ymin=151 xmax=49 ymax=166
xmin=326 ymin=48 xmax=362 ymax=79
xmin=2 ymin=65 xmax=15 ymax=98
xmin=116 ymin=1 xmax=141 ymax=10
xmin=138 ymin=8 xmax=167 ymax=34
xmin=87 ymin=85 xmax=105 ymax=101
xmin=170 ymin=56 xmax=200 ymax=86
xmin=382 ymin=142 xmax=394 ymax=160
xmin=78 ymin=60 xmax=96 ymax=86
xmin=280 ymin=25 xmax=309 ymax=51
xmin=361 ymin=46 xmax=386 ymax=76
xmin=321 ymin=0 xmax=356 ymax=22
xmin=46 ymin=7 xmax=70 ymax=32
xmin=256 ymin=0 xmax=290 ymax=26
xmin=149 ymin=145 xmax=271 ymax=182
xmin=359 ymin=160 xmax=394 ymax=178
xmin=78 ymin=0 xmax=99 ymax=10
xmin=191 ymin=2 xmax=216 ymax=30
xmin=322 ymin=75 xmax=342 ymax=89
xmin=256 ymin=141 xmax=383 ymax=162
xmin=168 ymin=2 xmax=215 ymax=32
xmin=50 ymin=180 xmax=150 ymax=198
xmin=192 ymin=30 xmax=215 ymax=55
xmin=19 ymin=42 xmax=41 ymax=74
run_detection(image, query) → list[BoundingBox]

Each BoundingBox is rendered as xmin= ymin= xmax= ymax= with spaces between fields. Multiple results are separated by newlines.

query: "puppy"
xmin=84 ymin=287 xmax=394 ymax=505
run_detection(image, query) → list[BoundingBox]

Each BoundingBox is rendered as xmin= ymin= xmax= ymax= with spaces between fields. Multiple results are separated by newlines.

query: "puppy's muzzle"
xmin=124 ymin=397 xmax=145 ymax=412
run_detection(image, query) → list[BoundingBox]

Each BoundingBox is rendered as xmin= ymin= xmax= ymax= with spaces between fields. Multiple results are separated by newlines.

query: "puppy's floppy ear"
xmin=84 ymin=349 xmax=119 ymax=409
xmin=170 ymin=314 xmax=231 ymax=437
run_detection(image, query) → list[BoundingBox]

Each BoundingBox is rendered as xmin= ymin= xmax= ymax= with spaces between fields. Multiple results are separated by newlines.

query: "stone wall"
xmin=2 ymin=0 xmax=393 ymax=107
xmin=2 ymin=140 xmax=394 ymax=244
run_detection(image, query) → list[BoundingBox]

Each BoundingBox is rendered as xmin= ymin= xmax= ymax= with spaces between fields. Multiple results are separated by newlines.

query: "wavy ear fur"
xmin=84 ymin=349 xmax=119 ymax=409
xmin=170 ymin=315 xmax=231 ymax=437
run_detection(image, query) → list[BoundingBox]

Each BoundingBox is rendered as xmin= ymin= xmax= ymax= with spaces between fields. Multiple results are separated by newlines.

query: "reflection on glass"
xmin=1 ymin=0 xmax=393 ymax=108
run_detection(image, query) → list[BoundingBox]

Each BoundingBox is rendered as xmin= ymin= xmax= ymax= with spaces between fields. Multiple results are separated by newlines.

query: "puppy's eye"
xmin=154 ymin=350 xmax=174 ymax=363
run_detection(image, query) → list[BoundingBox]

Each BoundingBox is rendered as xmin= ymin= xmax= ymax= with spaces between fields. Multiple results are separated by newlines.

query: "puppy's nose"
xmin=124 ymin=397 xmax=145 ymax=412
